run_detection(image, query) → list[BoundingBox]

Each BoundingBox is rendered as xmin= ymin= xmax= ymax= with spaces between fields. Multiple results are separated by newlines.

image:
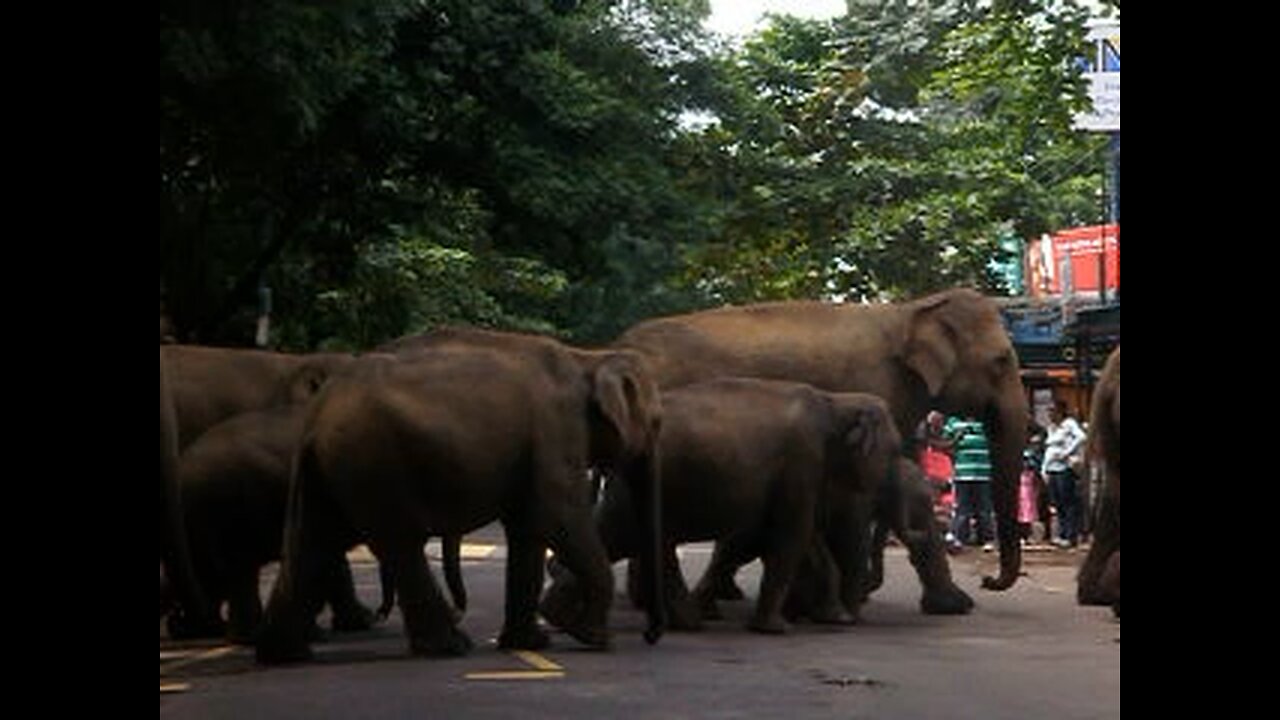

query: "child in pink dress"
xmin=1018 ymin=451 xmax=1041 ymax=542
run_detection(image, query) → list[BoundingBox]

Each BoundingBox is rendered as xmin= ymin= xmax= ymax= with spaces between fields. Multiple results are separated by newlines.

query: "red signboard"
xmin=1026 ymin=224 xmax=1119 ymax=296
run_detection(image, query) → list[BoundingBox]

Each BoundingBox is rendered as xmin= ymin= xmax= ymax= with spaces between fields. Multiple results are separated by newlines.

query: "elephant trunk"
xmin=629 ymin=449 xmax=666 ymax=644
xmin=980 ymin=395 xmax=1028 ymax=591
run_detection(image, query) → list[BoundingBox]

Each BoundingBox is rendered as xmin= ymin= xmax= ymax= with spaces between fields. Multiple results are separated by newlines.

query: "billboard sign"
xmin=1026 ymin=224 xmax=1120 ymax=296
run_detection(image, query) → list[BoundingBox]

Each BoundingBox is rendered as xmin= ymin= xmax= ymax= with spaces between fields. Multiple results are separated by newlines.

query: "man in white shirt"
xmin=1041 ymin=401 xmax=1087 ymax=548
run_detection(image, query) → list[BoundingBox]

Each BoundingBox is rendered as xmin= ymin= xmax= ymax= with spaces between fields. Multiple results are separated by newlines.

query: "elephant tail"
xmin=442 ymin=534 xmax=468 ymax=613
xmin=256 ymin=440 xmax=324 ymax=663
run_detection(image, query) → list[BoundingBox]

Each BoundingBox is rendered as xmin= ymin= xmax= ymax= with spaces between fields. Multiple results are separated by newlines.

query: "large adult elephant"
xmin=1077 ymin=345 xmax=1120 ymax=615
xmin=543 ymin=379 xmax=898 ymax=634
xmin=256 ymin=329 xmax=665 ymax=663
xmin=160 ymin=344 xmax=353 ymax=450
xmin=613 ymin=288 xmax=1029 ymax=592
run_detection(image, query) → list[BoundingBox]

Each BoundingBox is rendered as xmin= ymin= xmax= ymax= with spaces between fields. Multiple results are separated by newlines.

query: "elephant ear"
xmin=591 ymin=354 xmax=656 ymax=460
xmin=845 ymin=402 xmax=892 ymax=458
xmin=902 ymin=296 xmax=959 ymax=399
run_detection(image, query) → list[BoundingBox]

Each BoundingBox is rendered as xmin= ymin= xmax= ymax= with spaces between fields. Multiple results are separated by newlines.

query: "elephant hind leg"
xmin=693 ymin=533 xmax=758 ymax=623
xmin=326 ymin=556 xmax=376 ymax=633
xmin=384 ymin=543 xmax=472 ymax=657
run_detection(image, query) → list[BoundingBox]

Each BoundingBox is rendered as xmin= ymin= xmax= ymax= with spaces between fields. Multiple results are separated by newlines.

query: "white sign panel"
xmin=1074 ymin=19 xmax=1119 ymax=132
xmin=1076 ymin=72 xmax=1119 ymax=131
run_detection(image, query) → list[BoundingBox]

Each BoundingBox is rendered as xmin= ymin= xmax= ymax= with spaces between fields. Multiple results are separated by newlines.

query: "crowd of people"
xmin=915 ymin=401 xmax=1092 ymax=553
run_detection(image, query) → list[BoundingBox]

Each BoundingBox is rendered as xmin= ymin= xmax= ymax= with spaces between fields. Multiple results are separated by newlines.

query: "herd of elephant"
xmin=158 ymin=288 xmax=1121 ymax=664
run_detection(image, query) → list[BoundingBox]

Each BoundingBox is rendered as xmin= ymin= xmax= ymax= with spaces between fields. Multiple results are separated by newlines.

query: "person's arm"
xmin=1064 ymin=418 xmax=1087 ymax=457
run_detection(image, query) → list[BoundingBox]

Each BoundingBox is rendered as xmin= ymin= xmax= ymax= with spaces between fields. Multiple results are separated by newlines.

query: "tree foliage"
xmin=160 ymin=0 xmax=1108 ymax=349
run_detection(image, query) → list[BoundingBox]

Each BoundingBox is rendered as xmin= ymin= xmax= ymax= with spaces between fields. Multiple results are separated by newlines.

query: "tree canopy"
xmin=160 ymin=0 xmax=1112 ymax=350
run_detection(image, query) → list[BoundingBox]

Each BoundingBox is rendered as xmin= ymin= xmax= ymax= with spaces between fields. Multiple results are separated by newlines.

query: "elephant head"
xmin=830 ymin=393 xmax=903 ymax=495
xmin=580 ymin=350 xmax=666 ymax=644
xmin=899 ymin=289 xmax=1028 ymax=590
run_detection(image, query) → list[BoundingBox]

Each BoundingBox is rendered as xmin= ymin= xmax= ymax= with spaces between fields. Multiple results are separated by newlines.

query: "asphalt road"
xmin=160 ymin=532 xmax=1119 ymax=720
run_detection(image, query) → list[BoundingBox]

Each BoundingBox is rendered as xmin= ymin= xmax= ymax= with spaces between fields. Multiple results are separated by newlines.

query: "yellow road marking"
xmin=160 ymin=645 xmax=236 ymax=674
xmin=454 ymin=544 xmax=496 ymax=560
xmin=160 ymin=682 xmax=191 ymax=694
xmin=511 ymin=650 xmax=562 ymax=671
xmin=347 ymin=543 xmax=498 ymax=562
xmin=464 ymin=650 xmax=564 ymax=681
xmin=464 ymin=671 xmax=564 ymax=681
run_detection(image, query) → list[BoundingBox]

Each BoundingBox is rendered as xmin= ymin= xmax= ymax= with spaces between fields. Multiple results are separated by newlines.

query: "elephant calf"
xmin=779 ymin=457 xmax=973 ymax=621
xmin=178 ymin=405 xmax=378 ymax=643
xmin=543 ymin=378 xmax=897 ymax=635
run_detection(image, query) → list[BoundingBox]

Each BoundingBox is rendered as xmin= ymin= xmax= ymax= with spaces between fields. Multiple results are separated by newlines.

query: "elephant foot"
xmin=166 ymin=610 xmax=226 ymax=640
xmin=410 ymin=624 xmax=474 ymax=657
xmin=809 ymin=600 xmax=859 ymax=626
xmin=539 ymin=582 xmax=586 ymax=632
xmin=1111 ymin=601 xmax=1121 ymax=620
xmin=747 ymin=614 xmax=788 ymax=635
xmin=498 ymin=624 xmax=551 ymax=651
xmin=562 ymin=622 xmax=612 ymax=651
xmin=331 ymin=604 xmax=377 ymax=633
xmin=920 ymin=585 xmax=975 ymax=615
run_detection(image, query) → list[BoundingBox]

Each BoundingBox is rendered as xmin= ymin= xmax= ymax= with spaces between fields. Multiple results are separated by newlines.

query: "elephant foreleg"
xmin=906 ymin=520 xmax=974 ymax=615
xmin=499 ymin=519 xmax=553 ymax=651
xmin=538 ymin=508 xmax=614 ymax=650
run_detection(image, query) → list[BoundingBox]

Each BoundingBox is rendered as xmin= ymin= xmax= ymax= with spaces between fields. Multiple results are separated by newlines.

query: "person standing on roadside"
xmin=1042 ymin=401 xmax=1087 ymax=549
xmin=946 ymin=415 xmax=995 ymax=552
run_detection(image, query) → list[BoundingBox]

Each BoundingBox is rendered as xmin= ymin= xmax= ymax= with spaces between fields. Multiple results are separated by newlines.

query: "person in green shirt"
xmin=945 ymin=415 xmax=995 ymax=551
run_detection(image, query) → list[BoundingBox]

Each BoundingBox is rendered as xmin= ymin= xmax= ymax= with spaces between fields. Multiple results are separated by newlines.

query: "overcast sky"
xmin=705 ymin=0 xmax=847 ymax=37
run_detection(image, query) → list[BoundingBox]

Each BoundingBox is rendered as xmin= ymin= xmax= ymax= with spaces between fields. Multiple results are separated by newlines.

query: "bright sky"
xmin=706 ymin=0 xmax=847 ymax=37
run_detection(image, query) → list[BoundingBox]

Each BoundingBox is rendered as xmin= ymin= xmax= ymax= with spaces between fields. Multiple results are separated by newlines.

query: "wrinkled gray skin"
xmin=256 ymin=329 xmax=665 ymax=664
xmin=613 ymin=288 xmax=1026 ymax=602
xmin=1078 ymin=346 xmax=1120 ymax=616
xmin=544 ymin=379 xmax=898 ymax=635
